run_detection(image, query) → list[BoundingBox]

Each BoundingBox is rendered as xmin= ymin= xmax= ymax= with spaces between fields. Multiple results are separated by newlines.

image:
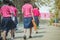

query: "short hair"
xmin=33 ymin=4 xmax=37 ymax=8
xmin=3 ymin=0 xmax=9 ymax=4
xmin=24 ymin=0 xmax=31 ymax=3
xmin=8 ymin=1 xmax=15 ymax=7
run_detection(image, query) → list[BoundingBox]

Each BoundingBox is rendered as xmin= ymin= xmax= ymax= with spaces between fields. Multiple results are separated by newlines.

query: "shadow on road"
xmin=37 ymin=31 xmax=46 ymax=34
xmin=13 ymin=35 xmax=44 ymax=39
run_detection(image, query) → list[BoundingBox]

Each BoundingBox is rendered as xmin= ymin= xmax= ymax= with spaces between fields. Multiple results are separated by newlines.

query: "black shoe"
xmin=29 ymin=36 xmax=32 ymax=38
xmin=24 ymin=35 xmax=26 ymax=40
xmin=0 ymin=37 xmax=2 ymax=40
xmin=36 ymin=32 xmax=38 ymax=34
xmin=13 ymin=34 xmax=15 ymax=38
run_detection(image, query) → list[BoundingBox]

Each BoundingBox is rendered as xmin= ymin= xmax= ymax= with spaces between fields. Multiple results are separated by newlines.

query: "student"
xmin=22 ymin=0 xmax=33 ymax=40
xmin=0 ymin=0 xmax=15 ymax=40
xmin=32 ymin=5 xmax=40 ymax=33
xmin=8 ymin=1 xmax=18 ymax=39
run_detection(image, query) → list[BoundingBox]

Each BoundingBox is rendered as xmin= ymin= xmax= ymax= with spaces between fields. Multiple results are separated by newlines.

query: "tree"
xmin=55 ymin=0 xmax=60 ymax=18
xmin=12 ymin=0 xmax=24 ymax=22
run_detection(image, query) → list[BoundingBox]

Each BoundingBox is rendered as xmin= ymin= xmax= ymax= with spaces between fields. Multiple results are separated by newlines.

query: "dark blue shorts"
xmin=23 ymin=17 xmax=33 ymax=29
xmin=2 ymin=17 xmax=16 ymax=31
xmin=34 ymin=16 xmax=39 ymax=26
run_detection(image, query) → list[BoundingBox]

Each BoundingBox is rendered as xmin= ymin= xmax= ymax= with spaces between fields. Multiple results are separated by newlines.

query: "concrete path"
xmin=6 ymin=23 xmax=60 ymax=40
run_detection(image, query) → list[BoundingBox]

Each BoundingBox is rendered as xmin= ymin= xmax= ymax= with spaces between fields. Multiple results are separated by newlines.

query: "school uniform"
xmin=22 ymin=3 xmax=33 ymax=29
xmin=32 ymin=8 xmax=40 ymax=27
xmin=10 ymin=6 xmax=18 ymax=29
xmin=1 ymin=5 xmax=15 ymax=31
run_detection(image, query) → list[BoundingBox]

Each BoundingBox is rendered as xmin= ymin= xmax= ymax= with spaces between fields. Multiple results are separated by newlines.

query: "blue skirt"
xmin=1 ymin=17 xmax=16 ymax=31
xmin=23 ymin=17 xmax=33 ymax=29
xmin=34 ymin=16 xmax=39 ymax=26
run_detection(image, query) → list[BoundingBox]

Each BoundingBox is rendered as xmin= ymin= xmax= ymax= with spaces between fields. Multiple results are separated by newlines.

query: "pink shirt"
xmin=33 ymin=8 xmax=40 ymax=16
xmin=10 ymin=6 xmax=17 ymax=17
xmin=22 ymin=3 xmax=33 ymax=17
xmin=1 ymin=5 xmax=11 ymax=17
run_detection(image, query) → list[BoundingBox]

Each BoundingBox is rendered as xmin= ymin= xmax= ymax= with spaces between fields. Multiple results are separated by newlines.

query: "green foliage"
xmin=13 ymin=0 xmax=24 ymax=13
xmin=55 ymin=0 xmax=60 ymax=9
xmin=0 ymin=1 xmax=2 ymax=6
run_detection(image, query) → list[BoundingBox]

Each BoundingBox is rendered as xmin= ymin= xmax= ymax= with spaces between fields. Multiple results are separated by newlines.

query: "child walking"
xmin=22 ymin=0 xmax=33 ymax=40
xmin=32 ymin=5 xmax=40 ymax=33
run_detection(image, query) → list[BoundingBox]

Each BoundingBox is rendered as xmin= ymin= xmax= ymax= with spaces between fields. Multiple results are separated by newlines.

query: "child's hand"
xmin=33 ymin=18 xmax=35 ymax=21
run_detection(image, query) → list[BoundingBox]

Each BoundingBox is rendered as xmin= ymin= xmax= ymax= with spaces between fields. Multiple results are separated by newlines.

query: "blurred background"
xmin=0 ymin=0 xmax=60 ymax=40
xmin=0 ymin=0 xmax=60 ymax=25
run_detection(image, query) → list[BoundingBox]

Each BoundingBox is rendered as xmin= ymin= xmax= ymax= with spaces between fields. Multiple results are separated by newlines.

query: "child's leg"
xmin=29 ymin=27 xmax=32 ymax=38
xmin=2 ymin=31 xmax=7 ymax=40
xmin=10 ymin=29 xmax=15 ymax=38
xmin=24 ymin=29 xmax=27 ymax=36
xmin=0 ymin=30 xmax=2 ymax=40
xmin=34 ymin=24 xmax=39 ymax=33
xmin=23 ymin=28 xmax=27 ymax=40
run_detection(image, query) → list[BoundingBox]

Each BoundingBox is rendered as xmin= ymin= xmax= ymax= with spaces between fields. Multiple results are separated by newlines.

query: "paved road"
xmin=7 ymin=22 xmax=60 ymax=40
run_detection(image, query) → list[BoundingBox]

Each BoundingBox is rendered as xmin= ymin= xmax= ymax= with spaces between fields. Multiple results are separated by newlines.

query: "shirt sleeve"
xmin=38 ymin=10 xmax=41 ymax=16
xmin=15 ymin=8 xmax=18 ymax=14
xmin=15 ymin=8 xmax=18 ymax=16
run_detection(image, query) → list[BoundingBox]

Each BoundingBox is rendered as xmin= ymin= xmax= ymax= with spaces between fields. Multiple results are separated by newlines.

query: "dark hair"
xmin=8 ymin=1 xmax=15 ymax=7
xmin=33 ymin=4 xmax=37 ymax=8
xmin=3 ymin=0 xmax=10 ymax=4
xmin=24 ymin=0 xmax=31 ymax=3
